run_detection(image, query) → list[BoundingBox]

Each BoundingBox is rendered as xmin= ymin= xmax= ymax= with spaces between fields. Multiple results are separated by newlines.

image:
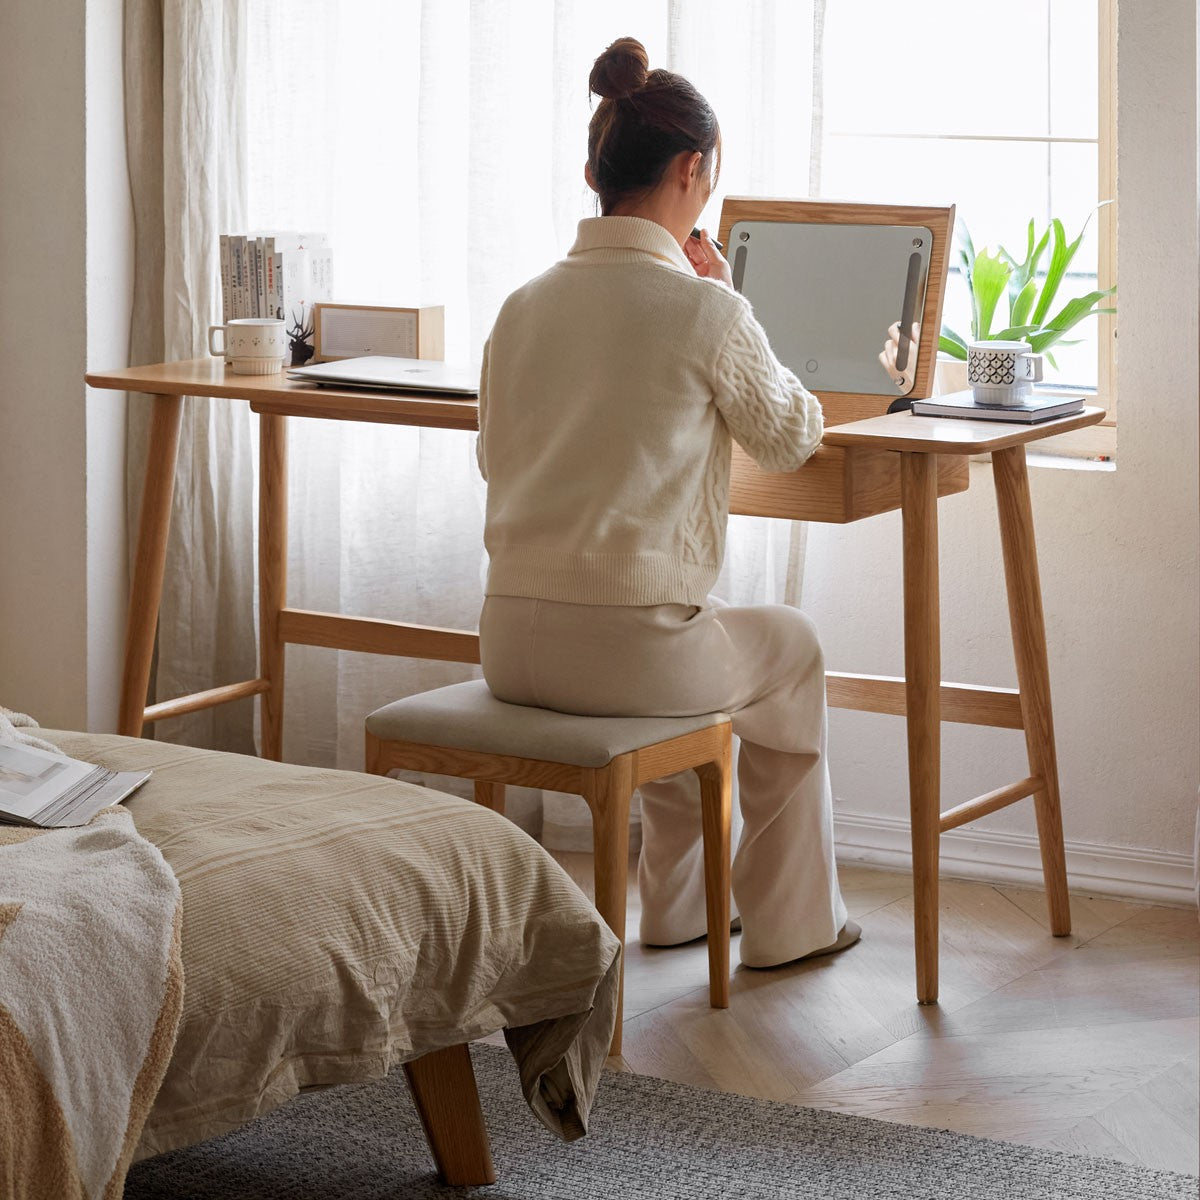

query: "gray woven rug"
xmin=124 ymin=1043 xmax=1196 ymax=1199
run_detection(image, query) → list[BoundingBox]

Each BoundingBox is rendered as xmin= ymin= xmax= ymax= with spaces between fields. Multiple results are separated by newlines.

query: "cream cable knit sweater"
xmin=477 ymin=215 xmax=823 ymax=607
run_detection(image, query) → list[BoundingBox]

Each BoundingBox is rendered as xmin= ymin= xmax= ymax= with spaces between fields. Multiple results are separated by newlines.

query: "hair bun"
xmin=589 ymin=37 xmax=650 ymax=101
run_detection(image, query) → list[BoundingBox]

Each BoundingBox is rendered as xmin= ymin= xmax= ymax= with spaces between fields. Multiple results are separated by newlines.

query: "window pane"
xmin=822 ymin=135 xmax=1051 ymax=247
xmin=1050 ymin=0 xmax=1099 ymax=138
xmin=823 ymin=0 xmax=1052 ymax=138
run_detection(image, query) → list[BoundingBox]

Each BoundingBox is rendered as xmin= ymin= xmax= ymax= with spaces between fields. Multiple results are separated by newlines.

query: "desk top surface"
xmin=88 ymin=358 xmax=1106 ymax=453
xmin=86 ymin=357 xmax=481 ymax=431
xmin=820 ymin=406 xmax=1106 ymax=454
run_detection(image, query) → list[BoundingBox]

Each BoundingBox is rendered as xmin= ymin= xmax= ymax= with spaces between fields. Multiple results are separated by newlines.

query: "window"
xmin=245 ymin=0 xmax=1116 ymax=423
xmin=821 ymin=0 xmax=1115 ymax=403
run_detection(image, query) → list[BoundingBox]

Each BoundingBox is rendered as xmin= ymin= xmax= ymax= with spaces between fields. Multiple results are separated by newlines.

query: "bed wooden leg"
xmin=403 ymin=1043 xmax=497 ymax=1186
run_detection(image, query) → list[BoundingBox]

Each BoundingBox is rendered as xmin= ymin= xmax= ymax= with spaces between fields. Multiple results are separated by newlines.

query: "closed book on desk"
xmin=911 ymin=390 xmax=1086 ymax=423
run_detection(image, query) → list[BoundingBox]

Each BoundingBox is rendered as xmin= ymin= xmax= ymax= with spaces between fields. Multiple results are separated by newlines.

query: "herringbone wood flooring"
xmin=550 ymin=855 xmax=1200 ymax=1176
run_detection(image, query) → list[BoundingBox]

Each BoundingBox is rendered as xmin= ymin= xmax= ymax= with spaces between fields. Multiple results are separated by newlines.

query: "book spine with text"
xmin=254 ymin=236 xmax=267 ymax=317
xmin=218 ymin=234 xmax=232 ymax=324
xmin=231 ymin=236 xmax=247 ymax=319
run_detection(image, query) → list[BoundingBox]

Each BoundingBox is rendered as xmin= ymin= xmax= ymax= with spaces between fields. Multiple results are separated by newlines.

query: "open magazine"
xmin=0 ymin=742 xmax=150 ymax=828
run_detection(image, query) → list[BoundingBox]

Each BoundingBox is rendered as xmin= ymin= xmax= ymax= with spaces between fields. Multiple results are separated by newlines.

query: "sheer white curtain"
xmin=236 ymin=1 xmax=822 ymax=842
xmin=130 ymin=0 xmax=822 ymax=839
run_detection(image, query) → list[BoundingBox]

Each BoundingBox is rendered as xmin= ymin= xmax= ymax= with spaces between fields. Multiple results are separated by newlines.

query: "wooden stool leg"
xmin=901 ymin=452 xmax=942 ymax=1004
xmin=695 ymin=739 xmax=732 ymax=1009
xmin=119 ymin=394 xmax=184 ymax=737
xmin=993 ymin=446 xmax=1071 ymax=936
xmin=582 ymin=754 xmax=634 ymax=1056
xmin=473 ymin=781 xmax=506 ymax=814
xmin=403 ymin=1043 xmax=496 ymax=1186
xmin=258 ymin=413 xmax=288 ymax=761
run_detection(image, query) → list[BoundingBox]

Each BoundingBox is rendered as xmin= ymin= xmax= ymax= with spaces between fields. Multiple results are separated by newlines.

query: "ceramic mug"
xmin=967 ymin=340 xmax=1044 ymax=406
xmin=208 ymin=318 xmax=287 ymax=375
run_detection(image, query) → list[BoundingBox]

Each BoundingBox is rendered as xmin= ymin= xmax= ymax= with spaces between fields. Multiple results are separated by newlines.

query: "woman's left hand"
xmin=685 ymin=229 xmax=733 ymax=288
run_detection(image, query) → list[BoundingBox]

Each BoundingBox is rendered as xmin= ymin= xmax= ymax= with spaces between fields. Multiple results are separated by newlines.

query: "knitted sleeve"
xmin=712 ymin=301 xmax=824 ymax=472
xmin=475 ymin=336 xmax=490 ymax=481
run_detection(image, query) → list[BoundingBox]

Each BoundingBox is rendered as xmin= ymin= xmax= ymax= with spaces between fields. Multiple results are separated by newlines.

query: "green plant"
xmin=938 ymin=213 xmax=1115 ymax=368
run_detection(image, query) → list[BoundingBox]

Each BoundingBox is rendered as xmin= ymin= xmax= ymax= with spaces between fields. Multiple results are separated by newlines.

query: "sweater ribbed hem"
xmin=485 ymin=546 xmax=718 ymax=608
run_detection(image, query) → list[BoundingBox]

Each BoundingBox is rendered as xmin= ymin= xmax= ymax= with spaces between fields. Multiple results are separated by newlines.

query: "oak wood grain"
xmin=142 ymin=678 xmax=269 ymax=724
xmin=822 ymin=406 xmax=1106 ymax=454
xmin=258 ymin=413 xmax=287 ymax=760
xmin=729 ymin=443 xmax=969 ymax=523
xmin=901 ymin=453 xmax=942 ymax=1004
xmin=403 ymin=1043 xmax=496 ymax=1186
xmin=993 ymin=446 xmax=1072 ymax=937
xmin=118 ymin=395 xmax=184 ymax=736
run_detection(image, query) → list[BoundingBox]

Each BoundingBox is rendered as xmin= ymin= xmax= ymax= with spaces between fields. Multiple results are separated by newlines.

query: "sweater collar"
xmin=569 ymin=216 xmax=693 ymax=275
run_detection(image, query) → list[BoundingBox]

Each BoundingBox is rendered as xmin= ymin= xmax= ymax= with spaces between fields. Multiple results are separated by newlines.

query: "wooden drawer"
xmin=729 ymin=443 xmax=970 ymax=524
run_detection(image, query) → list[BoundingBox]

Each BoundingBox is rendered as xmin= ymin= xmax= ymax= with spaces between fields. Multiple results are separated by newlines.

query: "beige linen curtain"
xmin=124 ymin=0 xmax=256 ymax=754
xmin=123 ymin=0 xmax=823 ymax=844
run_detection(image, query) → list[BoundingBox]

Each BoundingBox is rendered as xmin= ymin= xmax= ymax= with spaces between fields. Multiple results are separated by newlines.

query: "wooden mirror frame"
xmin=717 ymin=199 xmax=956 ymax=427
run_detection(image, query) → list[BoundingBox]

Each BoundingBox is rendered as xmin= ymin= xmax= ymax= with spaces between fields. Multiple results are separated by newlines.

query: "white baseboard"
xmin=834 ymin=809 xmax=1198 ymax=908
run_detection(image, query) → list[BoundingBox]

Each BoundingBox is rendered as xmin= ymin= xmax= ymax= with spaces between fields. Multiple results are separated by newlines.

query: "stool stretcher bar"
xmin=939 ymin=775 xmax=1044 ymax=833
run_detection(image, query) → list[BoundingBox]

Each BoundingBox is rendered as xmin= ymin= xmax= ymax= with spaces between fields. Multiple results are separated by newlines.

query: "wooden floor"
xmin=551 ymin=854 xmax=1199 ymax=1176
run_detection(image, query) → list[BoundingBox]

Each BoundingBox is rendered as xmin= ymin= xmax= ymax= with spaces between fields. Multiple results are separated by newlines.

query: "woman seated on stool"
xmin=475 ymin=36 xmax=858 ymax=968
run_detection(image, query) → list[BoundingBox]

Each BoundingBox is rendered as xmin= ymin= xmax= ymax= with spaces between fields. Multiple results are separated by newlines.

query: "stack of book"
xmin=911 ymin=389 xmax=1087 ymax=423
xmin=218 ymin=232 xmax=333 ymax=365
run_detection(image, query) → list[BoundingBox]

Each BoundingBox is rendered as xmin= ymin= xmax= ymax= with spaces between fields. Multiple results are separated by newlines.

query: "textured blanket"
xmin=0 ymin=709 xmax=183 ymax=1200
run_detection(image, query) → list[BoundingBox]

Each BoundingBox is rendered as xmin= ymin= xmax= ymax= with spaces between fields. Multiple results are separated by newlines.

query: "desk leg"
xmin=993 ymin=447 xmax=1071 ymax=936
xmin=118 ymin=395 xmax=184 ymax=737
xmin=901 ymin=452 xmax=941 ymax=1004
xmin=259 ymin=413 xmax=287 ymax=760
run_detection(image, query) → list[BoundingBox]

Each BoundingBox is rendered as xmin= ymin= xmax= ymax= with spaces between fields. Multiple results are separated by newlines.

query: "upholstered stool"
xmin=365 ymin=680 xmax=733 ymax=1055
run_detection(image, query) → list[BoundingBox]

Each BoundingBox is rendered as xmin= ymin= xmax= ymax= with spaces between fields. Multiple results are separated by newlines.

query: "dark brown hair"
xmin=587 ymin=37 xmax=720 ymax=214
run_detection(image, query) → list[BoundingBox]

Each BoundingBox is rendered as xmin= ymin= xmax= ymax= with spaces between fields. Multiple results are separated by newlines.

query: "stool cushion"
xmin=366 ymin=680 xmax=729 ymax=768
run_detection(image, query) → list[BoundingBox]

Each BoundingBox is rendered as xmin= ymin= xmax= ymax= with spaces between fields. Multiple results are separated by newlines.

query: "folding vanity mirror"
xmin=716 ymin=199 xmax=955 ymax=427
xmin=716 ymin=199 xmax=964 ymax=523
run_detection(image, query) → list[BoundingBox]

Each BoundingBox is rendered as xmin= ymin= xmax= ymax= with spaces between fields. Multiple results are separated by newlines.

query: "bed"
xmin=1 ymin=728 xmax=620 ymax=1194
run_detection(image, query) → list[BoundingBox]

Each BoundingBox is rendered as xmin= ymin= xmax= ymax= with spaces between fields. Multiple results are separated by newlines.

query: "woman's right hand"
xmin=685 ymin=229 xmax=733 ymax=288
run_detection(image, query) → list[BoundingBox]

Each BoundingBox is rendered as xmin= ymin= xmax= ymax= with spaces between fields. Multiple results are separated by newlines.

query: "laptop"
xmin=287 ymin=355 xmax=479 ymax=396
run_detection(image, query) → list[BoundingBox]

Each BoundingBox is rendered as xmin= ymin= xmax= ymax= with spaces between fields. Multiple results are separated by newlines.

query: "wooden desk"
xmin=87 ymin=357 xmax=1105 ymax=1003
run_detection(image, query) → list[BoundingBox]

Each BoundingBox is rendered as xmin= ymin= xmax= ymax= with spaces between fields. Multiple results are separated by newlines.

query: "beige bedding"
xmin=40 ymin=732 xmax=620 ymax=1160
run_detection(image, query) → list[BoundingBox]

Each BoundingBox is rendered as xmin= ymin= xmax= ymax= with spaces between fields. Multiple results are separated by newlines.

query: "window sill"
xmin=1027 ymin=416 xmax=1116 ymax=465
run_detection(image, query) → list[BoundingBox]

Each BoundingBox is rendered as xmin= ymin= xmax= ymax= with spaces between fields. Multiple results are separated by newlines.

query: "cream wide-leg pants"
xmin=479 ymin=595 xmax=848 ymax=968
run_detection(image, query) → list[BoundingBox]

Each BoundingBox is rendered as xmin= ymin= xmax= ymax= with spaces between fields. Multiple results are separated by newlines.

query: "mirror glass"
xmin=729 ymin=221 xmax=932 ymax=396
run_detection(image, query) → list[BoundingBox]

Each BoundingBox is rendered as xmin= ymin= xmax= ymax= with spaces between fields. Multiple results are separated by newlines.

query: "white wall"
xmin=0 ymin=0 xmax=130 ymax=729
xmin=811 ymin=4 xmax=1199 ymax=900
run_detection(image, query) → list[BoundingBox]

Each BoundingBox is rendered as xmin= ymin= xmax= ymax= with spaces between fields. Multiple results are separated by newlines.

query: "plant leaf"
xmin=954 ymin=220 xmax=976 ymax=304
xmin=957 ymin=219 xmax=976 ymax=266
xmin=990 ymin=324 xmax=1039 ymax=341
xmin=1010 ymin=277 xmax=1039 ymax=328
xmin=1027 ymin=289 xmax=1116 ymax=353
xmin=1032 ymin=217 xmax=1092 ymax=327
xmin=1000 ymin=222 xmax=1050 ymax=317
xmin=938 ymin=330 xmax=968 ymax=359
xmin=971 ymin=249 xmax=1012 ymax=340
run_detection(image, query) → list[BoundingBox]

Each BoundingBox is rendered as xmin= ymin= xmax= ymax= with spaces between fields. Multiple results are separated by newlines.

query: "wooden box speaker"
xmin=313 ymin=303 xmax=445 ymax=363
